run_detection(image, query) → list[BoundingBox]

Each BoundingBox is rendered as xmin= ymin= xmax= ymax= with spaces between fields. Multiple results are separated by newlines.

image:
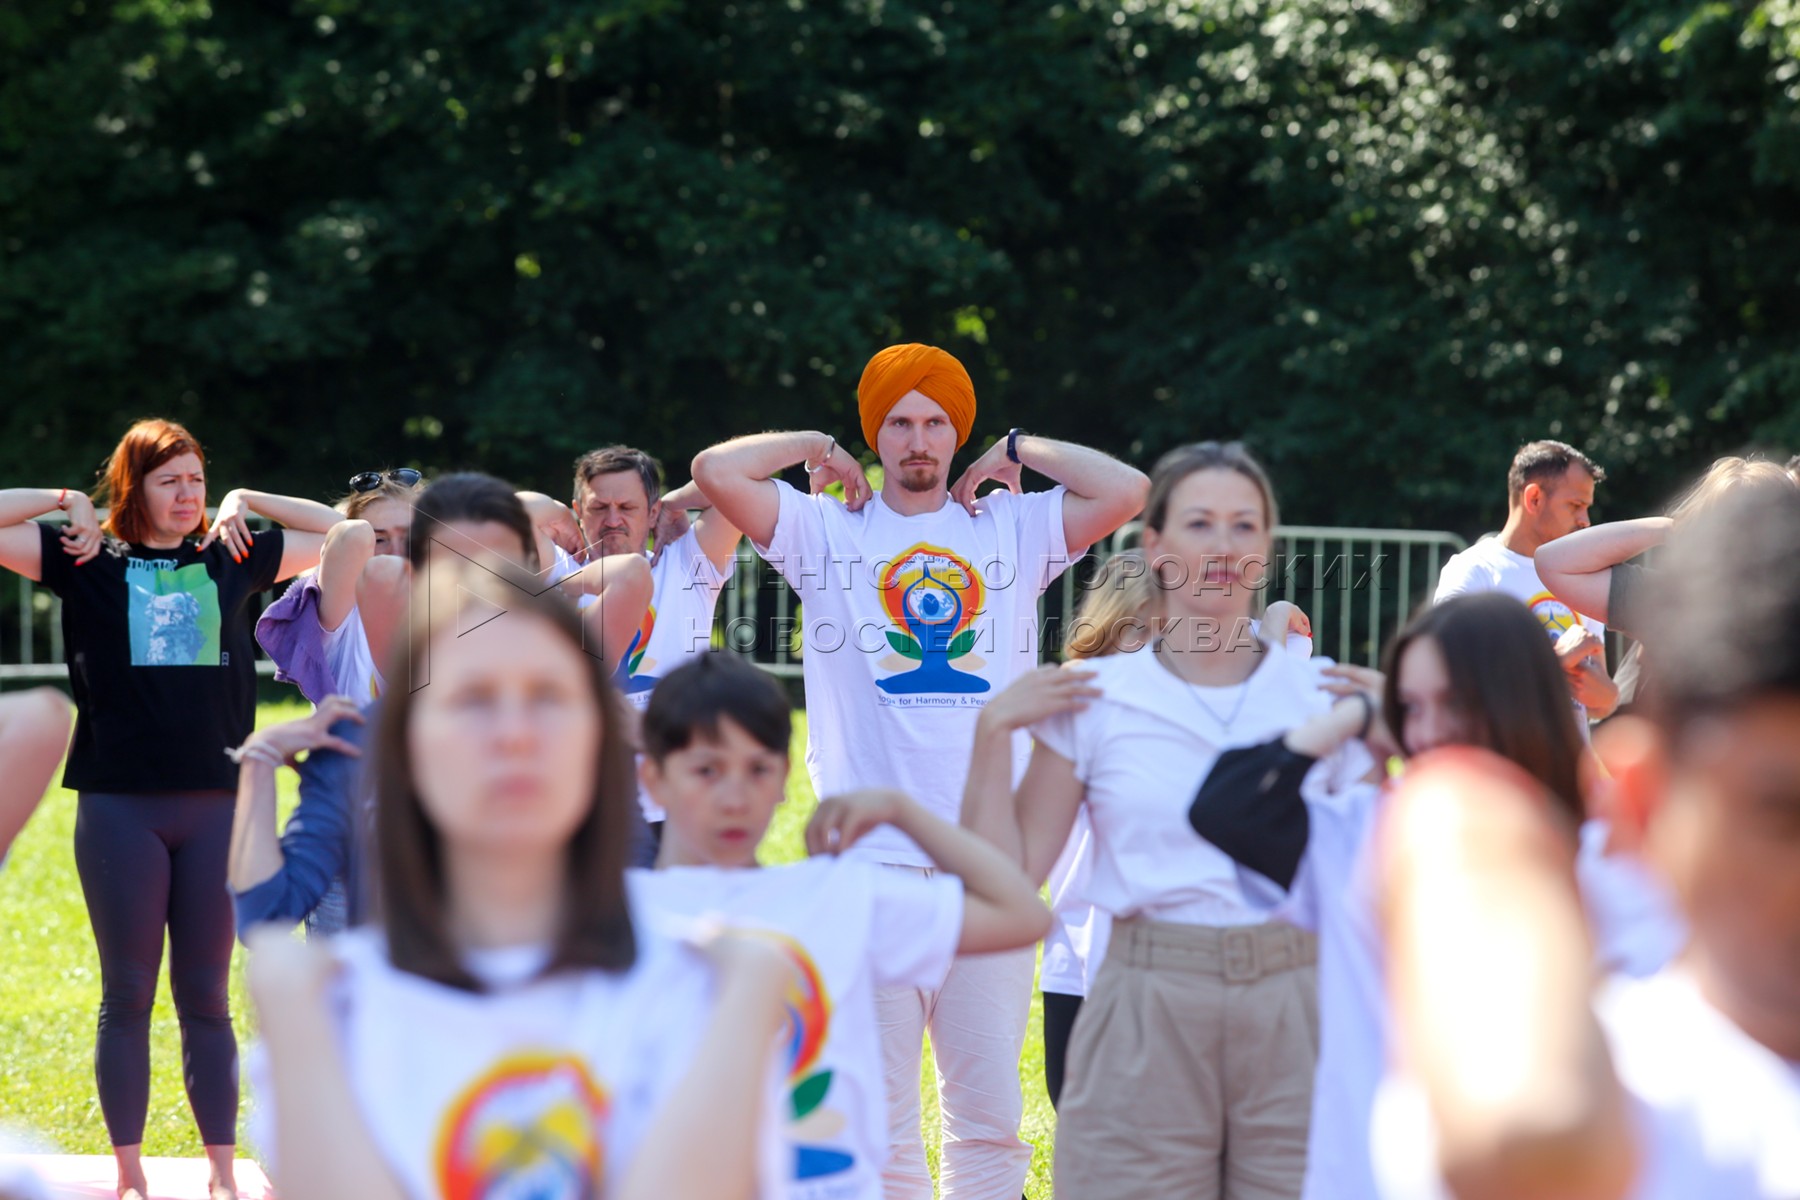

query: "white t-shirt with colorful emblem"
xmin=1433 ymin=536 xmax=1607 ymax=730
xmin=552 ymin=530 xmax=732 ymax=822
xmin=629 ymin=858 xmax=965 ymax=1200
xmin=251 ymin=920 xmax=785 ymax=1200
xmin=756 ymin=481 xmax=1079 ymax=867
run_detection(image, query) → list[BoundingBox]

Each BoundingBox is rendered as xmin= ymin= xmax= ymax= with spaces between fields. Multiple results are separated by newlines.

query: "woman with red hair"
xmin=0 ymin=418 xmax=340 ymax=1200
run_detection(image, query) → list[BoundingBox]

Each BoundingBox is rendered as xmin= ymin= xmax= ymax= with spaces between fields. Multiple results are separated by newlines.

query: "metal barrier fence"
xmin=1 ymin=519 xmax=1465 ymax=684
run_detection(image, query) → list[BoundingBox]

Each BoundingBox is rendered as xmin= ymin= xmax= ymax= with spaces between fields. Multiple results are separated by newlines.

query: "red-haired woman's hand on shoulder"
xmin=199 ymin=489 xmax=254 ymax=562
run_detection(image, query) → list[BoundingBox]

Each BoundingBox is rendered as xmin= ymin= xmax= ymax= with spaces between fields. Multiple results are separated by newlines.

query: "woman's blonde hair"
xmin=1066 ymin=550 xmax=1155 ymax=660
xmin=1668 ymin=455 xmax=1795 ymax=522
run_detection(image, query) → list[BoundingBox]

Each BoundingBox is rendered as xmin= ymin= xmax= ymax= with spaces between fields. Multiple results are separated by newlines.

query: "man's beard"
xmin=897 ymin=463 xmax=942 ymax=493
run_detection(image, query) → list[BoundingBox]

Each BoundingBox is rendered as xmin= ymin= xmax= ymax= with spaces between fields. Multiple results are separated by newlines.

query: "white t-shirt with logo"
xmin=552 ymin=531 xmax=731 ymax=822
xmin=321 ymin=606 xmax=384 ymax=705
xmin=1434 ymin=536 xmax=1607 ymax=728
xmin=1032 ymin=640 xmax=1369 ymax=926
xmin=629 ymin=858 xmax=965 ymax=1200
xmin=757 ymin=481 xmax=1079 ymax=867
xmin=1372 ymin=968 xmax=1800 ymax=1200
xmin=251 ymin=921 xmax=785 ymax=1200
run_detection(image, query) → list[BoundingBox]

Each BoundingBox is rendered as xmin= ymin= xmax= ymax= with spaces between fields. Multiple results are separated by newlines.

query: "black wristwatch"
xmin=1006 ymin=427 xmax=1026 ymax=465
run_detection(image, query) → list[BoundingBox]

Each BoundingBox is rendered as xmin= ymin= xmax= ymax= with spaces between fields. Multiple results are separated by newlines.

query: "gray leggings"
xmin=74 ymin=790 xmax=238 ymax=1146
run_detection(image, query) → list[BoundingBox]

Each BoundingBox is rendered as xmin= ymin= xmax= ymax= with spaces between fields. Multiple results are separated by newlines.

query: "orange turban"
xmin=857 ymin=344 xmax=976 ymax=450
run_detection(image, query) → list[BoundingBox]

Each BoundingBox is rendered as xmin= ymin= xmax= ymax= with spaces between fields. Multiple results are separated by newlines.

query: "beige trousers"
xmin=1054 ymin=917 xmax=1320 ymax=1200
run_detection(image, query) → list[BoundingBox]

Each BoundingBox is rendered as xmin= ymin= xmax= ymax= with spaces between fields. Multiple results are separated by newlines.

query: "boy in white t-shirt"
xmin=692 ymin=343 xmax=1146 ymax=1198
xmin=1379 ymin=485 xmax=1800 ymax=1200
xmin=1434 ymin=438 xmax=1618 ymax=727
xmin=627 ymin=652 xmax=1052 ymax=1200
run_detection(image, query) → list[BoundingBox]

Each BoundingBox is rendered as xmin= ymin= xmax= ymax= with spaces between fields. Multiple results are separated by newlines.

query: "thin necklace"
xmin=1154 ymin=638 xmax=1257 ymax=738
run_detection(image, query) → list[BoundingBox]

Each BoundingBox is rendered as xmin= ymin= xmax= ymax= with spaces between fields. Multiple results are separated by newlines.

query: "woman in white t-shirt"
xmin=247 ymin=562 xmax=789 ymax=1200
xmin=1043 ymin=550 xmax=1317 ymax=1112
xmin=316 ymin=471 xmax=421 ymax=703
xmin=962 ymin=441 xmax=1357 ymax=1200
xmin=1186 ymin=591 xmax=1620 ymax=1200
xmin=1038 ymin=550 xmax=1148 ymax=1108
xmin=255 ymin=469 xmax=421 ymax=711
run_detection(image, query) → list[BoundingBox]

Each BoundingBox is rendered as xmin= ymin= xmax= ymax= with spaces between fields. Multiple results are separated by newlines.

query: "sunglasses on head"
xmin=348 ymin=468 xmax=423 ymax=493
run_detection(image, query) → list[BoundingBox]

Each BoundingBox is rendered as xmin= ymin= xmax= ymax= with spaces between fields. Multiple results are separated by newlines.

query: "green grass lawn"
xmin=0 ymin=701 xmax=1059 ymax=1196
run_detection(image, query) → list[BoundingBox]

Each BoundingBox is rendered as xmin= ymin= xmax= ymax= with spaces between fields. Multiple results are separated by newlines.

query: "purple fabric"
xmin=255 ymin=572 xmax=335 ymax=705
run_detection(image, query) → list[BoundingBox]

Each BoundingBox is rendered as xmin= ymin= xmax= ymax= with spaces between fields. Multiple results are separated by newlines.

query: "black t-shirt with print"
xmin=37 ymin=522 xmax=285 ymax=793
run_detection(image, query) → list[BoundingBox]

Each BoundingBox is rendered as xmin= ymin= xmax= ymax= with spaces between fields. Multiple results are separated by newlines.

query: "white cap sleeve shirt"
xmin=1032 ymin=640 xmax=1339 ymax=927
xmin=629 ymin=858 xmax=965 ymax=1200
xmin=251 ymin=923 xmax=786 ymax=1200
xmin=756 ymin=480 xmax=1080 ymax=867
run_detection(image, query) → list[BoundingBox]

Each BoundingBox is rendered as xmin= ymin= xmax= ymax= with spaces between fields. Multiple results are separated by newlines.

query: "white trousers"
xmin=876 ymin=875 xmax=1036 ymax=1200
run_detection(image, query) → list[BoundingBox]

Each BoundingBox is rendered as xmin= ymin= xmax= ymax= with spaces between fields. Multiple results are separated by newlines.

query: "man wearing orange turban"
xmin=857 ymin=343 xmax=978 ymax=453
xmin=691 ymin=344 xmax=1148 ymax=1200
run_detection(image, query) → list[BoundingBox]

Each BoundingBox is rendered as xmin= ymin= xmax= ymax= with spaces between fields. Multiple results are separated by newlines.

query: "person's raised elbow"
xmin=1119 ymin=466 xmax=1151 ymax=518
xmin=613 ymin=555 xmax=654 ymax=625
xmin=324 ymin=517 xmax=374 ymax=554
xmin=691 ymin=446 xmax=728 ymax=494
xmin=606 ymin=552 xmax=654 ymax=608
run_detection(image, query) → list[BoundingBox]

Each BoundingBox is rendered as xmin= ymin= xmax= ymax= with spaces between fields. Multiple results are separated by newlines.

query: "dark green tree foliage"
xmin=2 ymin=0 xmax=1796 ymax=532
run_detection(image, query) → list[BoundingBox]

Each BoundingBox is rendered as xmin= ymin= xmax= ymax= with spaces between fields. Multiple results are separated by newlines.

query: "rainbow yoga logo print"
xmin=435 ymin=1052 xmax=609 ymax=1200
xmin=753 ymin=932 xmax=852 ymax=1182
xmin=875 ymin=544 xmax=990 ymax=695
xmin=614 ymin=604 xmax=658 ymax=695
xmin=1526 ymin=590 xmax=1580 ymax=640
